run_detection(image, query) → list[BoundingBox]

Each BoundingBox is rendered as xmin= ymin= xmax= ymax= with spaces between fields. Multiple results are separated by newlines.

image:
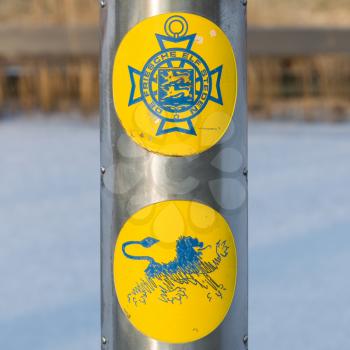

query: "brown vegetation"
xmin=0 ymin=57 xmax=98 ymax=114
xmin=249 ymin=55 xmax=350 ymax=121
xmin=249 ymin=0 xmax=350 ymax=27
xmin=0 ymin=0 xmax=98 ymax=27
xmin=1 ymin=0 xmax=350 ymax=28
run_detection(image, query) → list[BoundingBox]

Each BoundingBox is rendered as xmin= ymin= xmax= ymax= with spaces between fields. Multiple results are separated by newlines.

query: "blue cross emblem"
xmin=128 ymin=16 xmax=223 ymax=136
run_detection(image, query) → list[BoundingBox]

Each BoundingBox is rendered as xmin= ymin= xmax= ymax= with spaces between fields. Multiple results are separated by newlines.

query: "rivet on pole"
xmin=243 ymin=167 xmax=248 ymax=181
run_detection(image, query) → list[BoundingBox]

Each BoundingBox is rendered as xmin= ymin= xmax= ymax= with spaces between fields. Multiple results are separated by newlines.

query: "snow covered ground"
xmin=249 ymin=122 xmax=350 ymax=349
xmin=0 ymin=116 xmax=349 ymax=349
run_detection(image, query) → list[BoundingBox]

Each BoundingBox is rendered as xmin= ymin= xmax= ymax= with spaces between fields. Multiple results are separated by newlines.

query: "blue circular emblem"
xmin=141 ymin=49 xmax=212 ymax=122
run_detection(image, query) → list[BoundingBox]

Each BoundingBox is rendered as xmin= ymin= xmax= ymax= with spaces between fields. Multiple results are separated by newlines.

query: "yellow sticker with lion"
xmin=114 ymin=200 xmax=237 ymax=343
xmin=113 ymin=13 xmax=238 ymax=156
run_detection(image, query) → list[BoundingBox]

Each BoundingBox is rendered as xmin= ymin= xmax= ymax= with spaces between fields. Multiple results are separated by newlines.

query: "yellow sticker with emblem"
xmin=113 ymin=13 xmax=238 ymax=156
xmin=114 ymin=200 xmax=237 ymax=343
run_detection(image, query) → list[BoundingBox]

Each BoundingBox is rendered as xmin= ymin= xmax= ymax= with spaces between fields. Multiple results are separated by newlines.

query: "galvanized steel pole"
xmin=100 ymin=0 xmax=247 ymax=349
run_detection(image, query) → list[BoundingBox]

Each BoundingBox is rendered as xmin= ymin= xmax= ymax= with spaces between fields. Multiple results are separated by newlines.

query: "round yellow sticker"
xmin=114 ymin=201 xmax=237 ymax=343
xmin=113 ymin=13 xmax=238 ymax=156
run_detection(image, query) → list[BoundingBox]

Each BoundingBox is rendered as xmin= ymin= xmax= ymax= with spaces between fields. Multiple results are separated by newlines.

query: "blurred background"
xmin=1 ymin=1 xmax=349 ymax=350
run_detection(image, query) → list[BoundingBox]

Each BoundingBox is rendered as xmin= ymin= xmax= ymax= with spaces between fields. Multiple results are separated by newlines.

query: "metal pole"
xmin=100 ymin=1 xmax=247 ymax=349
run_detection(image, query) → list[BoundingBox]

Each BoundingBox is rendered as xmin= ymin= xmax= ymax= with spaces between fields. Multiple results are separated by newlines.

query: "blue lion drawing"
xmin=122 ymin=236 xmax=230 ymax=306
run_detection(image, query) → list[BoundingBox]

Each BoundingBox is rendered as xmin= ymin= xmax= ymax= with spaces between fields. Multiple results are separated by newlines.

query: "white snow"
xmin=0 ymin=116 xmax=100 ymax=350
xmin=0 ymin=116 xmax=349 ymax=349
xmin=249 ymin=121 xmax=350 ymax=349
